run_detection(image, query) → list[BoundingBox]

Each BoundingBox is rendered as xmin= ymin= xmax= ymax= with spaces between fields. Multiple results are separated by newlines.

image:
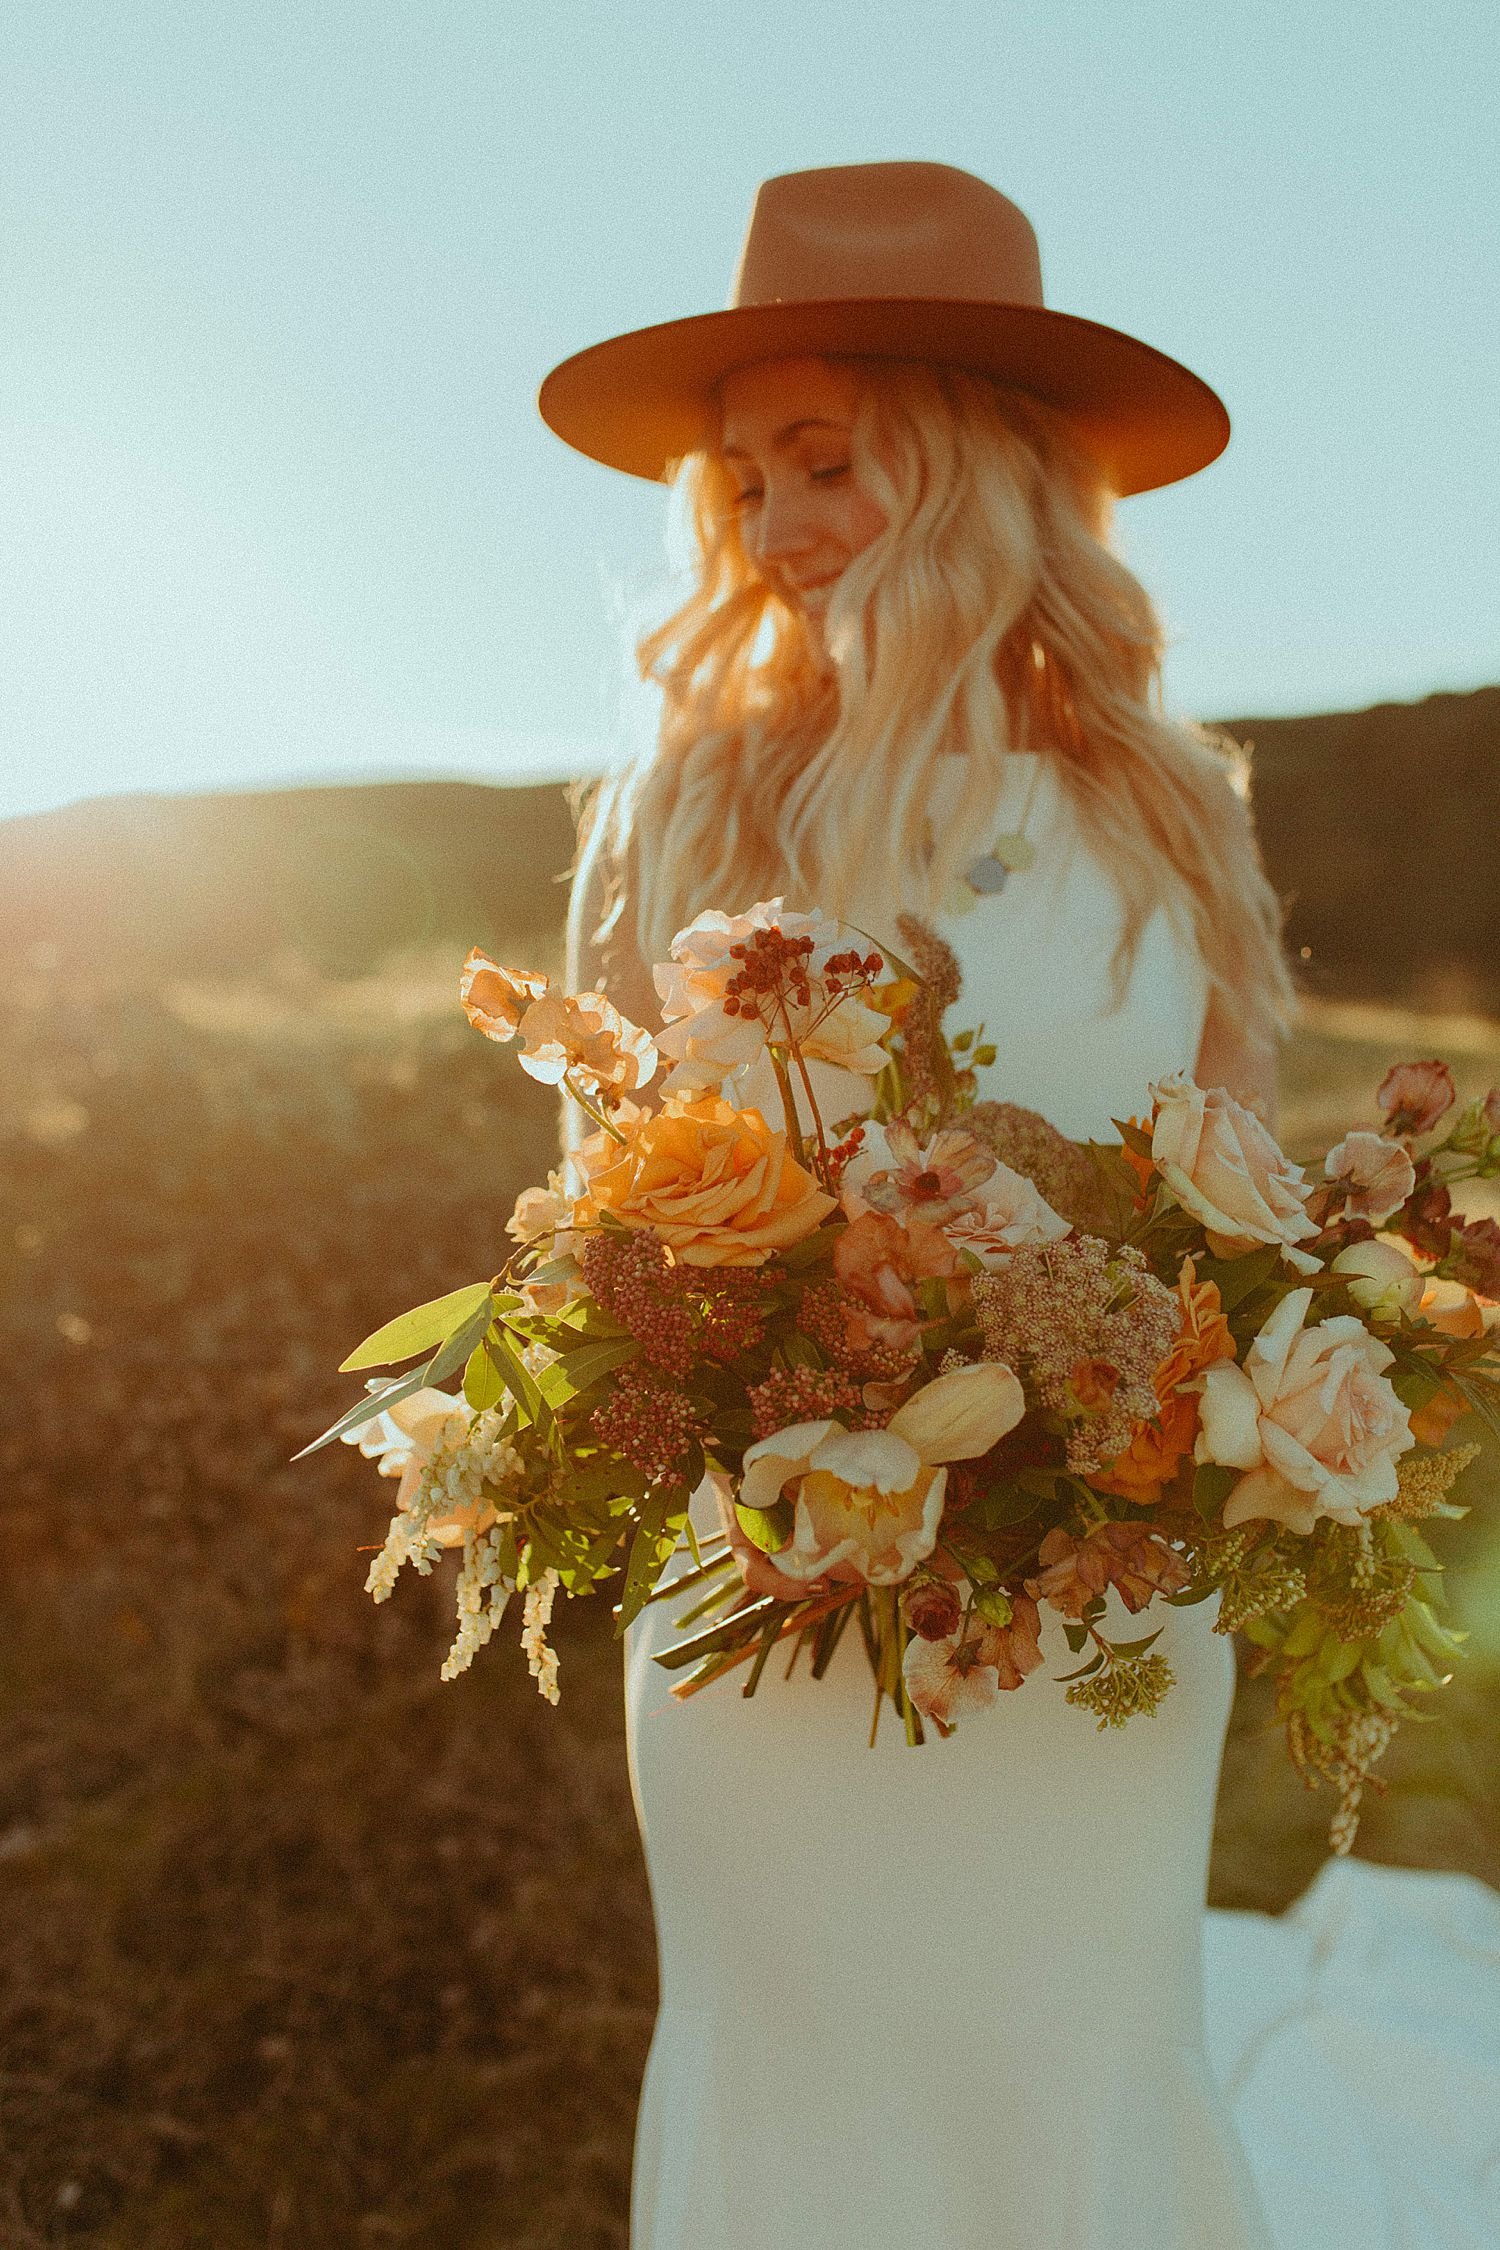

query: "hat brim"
xmin=537 ymin=298 xmax=1229 ymax=496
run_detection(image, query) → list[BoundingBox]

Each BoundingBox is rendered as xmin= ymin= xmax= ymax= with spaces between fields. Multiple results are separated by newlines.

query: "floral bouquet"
xmin=304 ymin=902 xmax=1500 ymax=1850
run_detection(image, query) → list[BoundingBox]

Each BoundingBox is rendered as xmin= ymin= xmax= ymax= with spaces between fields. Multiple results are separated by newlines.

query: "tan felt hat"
xmin=538 ymin=161 xmax=1230 ymax=497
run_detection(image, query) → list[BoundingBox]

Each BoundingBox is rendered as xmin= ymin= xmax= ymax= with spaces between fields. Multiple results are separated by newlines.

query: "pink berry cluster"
xmin=581 ymin=1230 xmax=695 ymax=1374
xmin=581 ymin=1228 xmax=768 ymax=1373
xmin=796 ymin=1279 xmax=913 ymax=1384
xmin=694 ymin=1267 xmax=768 ymax=1362
xmin=591 ymin=1375 xmax=705 ymax=1487
xmin=747 ymin=1363 xmax=862 ymax=1441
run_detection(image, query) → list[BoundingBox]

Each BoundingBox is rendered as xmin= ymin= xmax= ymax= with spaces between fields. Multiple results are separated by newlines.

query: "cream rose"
xmin=1331 ymin=1236 xmax=1425 ymax=1320
xmin=1195 ymin=1287 xmax=1414 ymax=1534
xmin=736 ymin=1361 xmax=1024 ymax=1586
xmin=1150 ymin=1072 xmax=1319 ymax=1271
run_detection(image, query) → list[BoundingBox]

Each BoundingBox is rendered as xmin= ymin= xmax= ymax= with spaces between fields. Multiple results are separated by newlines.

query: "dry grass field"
xmin=2 ymin=937 xmax=1497 ymax=2248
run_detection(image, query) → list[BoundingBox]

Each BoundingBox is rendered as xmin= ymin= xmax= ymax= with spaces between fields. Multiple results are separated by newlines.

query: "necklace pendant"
xmin=963 ymin=854 xmax=1010 ymax=896
xmin=990 ymin=832 xmax=1037 ymax=873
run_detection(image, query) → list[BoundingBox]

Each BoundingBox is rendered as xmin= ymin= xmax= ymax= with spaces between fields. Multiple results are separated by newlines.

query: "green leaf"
xmin=1108 ymin=1629 xmax=1164 ymax=1658
xmin=735 ymin=1497 xmax=794 ymax=1554
xmin=1211 ymin=1243 xmax=1285 ymax=1313
xmin=487 ymin=1327 xmax=550 ymax=1429
xmin=550 ymin=1335 xmax=641 ymax=1398
xmin=1316 ymin=1633 xmax=1364 ymax=1682
xmin=339 ymin=1282 xmax=493 ymax=1372
xmin=968 ymin=1480 xmax=1041 ymax=1529
xmin=618 ymin=1484 xmax=690 ymax=1631
xmin=463 ymin=1339 xmax=508 ymax=1410
xmin=1112 ymin=1116 xmax=1155 ymax=1159
xmin=1062 ymin=1620 xmax=1090 ymax=1655
xmin=1193 ymin=1462 xmax=1238 ymax=1525
xmin=1055 ymin=1649 xmax=1106 ymax=1682
xmin=294 ymin=1297 xmax=493 ymax=1460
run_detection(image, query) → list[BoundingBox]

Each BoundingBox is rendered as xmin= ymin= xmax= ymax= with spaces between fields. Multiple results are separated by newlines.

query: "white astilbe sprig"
xmin=362 ymin=1406 xmax=520 ymax=1602
xmin=441 ymin=1525 xmax=514 ymax=1681
xmin=521 ymin=1568 xmax=562 ymax=1705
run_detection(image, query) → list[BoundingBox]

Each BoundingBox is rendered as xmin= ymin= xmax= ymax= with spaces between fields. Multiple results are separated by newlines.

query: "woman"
xmin=544 ymin=162 xmax=1285 ymax=2249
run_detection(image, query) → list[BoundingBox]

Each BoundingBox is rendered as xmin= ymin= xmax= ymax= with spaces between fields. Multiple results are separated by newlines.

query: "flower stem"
xmin=766 ymin=1045 xmax=808 ymax=1167
xmin=562 ymin=1071 xmax=628 ymax=1144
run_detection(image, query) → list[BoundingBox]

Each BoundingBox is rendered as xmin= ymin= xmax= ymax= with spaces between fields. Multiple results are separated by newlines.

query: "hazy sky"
xmin=2 ymin=0 xmax=1496 ymax=823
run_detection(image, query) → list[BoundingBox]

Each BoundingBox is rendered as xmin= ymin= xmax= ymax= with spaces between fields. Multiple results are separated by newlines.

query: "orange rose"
xmin=1098 ymin=1259 xmax=1237 ymax=1504
xmin=571 ymin=1095 xmax=835 ymax=1267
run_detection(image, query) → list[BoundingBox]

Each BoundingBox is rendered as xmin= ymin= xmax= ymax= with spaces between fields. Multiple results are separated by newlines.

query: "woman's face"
xmin=715 ymin=357 xmax=889 ymax=635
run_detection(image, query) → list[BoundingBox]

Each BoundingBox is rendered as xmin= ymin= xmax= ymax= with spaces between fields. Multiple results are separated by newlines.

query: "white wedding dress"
xmin=622 ymin=753 xmax=1500 ymax=2249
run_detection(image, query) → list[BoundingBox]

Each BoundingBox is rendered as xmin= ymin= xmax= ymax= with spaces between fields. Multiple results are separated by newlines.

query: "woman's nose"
xmin=748 ymin=482 xmax=818 ymax=570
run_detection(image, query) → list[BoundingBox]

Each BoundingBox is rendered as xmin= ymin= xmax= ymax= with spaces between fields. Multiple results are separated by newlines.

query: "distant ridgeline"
xmin=1 ymin=686 xmax=1495 ymax=1011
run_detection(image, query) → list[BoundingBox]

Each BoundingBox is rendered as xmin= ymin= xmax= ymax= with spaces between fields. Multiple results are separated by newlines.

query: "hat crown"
xmin=730 ymin=161 xmax=1046 ymax=312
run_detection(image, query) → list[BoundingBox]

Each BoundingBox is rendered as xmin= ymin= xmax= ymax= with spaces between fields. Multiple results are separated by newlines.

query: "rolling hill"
xmin=1 ymin=684 xmax=1495 ymax=1008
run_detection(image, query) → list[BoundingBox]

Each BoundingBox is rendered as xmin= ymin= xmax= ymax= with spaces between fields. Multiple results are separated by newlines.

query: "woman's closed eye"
xmin=729 ymin=463 xmax=851 ymax=510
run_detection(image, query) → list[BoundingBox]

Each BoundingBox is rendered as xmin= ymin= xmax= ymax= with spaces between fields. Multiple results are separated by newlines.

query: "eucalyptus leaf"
xmin=617 ymin=1483 xmax=690 ymax=1632
xmin=1107 ymin=1629 xmax=1164 ymax=1658
xmin=463 ymin=1339 xmax=508 ymax=1411
xmin=1056 ymin=1652 xmax=1106 ymax=1683
xmin=339 ymin=1282 xmax=493 ymax=1372
xmin=487 ymin=1327 xmax=550 ymax=1428
xmin=551 ymin=1335 xmax=641 ymax=1397
xmin=293 ymin=1297 xmax=492 ymax=1459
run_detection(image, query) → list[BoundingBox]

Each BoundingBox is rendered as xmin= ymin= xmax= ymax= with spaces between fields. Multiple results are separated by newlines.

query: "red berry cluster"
xmin=822 ymin=1121 xmax=869 ymax=1189
xmin=591 ymin=1375 xmax=705 ymax=1487
xmin=823 ymin=946 xmax=885 ymax=988
xmin=722 ymin=928 xmax=817 ymax=1022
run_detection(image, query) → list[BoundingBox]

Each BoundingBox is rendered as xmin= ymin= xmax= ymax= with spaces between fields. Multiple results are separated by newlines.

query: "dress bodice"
xmin=735 ymin=748 xmax=1210 ymax=1140
xmin=921 ymin=749 xmax=1209 ymax=1135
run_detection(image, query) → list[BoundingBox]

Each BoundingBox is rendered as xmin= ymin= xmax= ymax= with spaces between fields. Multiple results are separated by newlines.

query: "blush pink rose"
xmin=1194 ymin=1286 xmax=1414 ymax=1534
xmin=1150 ymin=1072 xmax=1319 ymax=1271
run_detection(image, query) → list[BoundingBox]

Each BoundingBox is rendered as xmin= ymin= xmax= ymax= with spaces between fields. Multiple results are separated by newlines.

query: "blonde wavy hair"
xmin=570 ymin=357 xmax=1294 ymax=1055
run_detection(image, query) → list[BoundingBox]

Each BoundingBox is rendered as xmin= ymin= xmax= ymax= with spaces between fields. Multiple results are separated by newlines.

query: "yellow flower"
xmin=515 ymin=990 xmax=658 ymax=1097
xmin=459 ymin=951 xmax=549 ymax=1041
